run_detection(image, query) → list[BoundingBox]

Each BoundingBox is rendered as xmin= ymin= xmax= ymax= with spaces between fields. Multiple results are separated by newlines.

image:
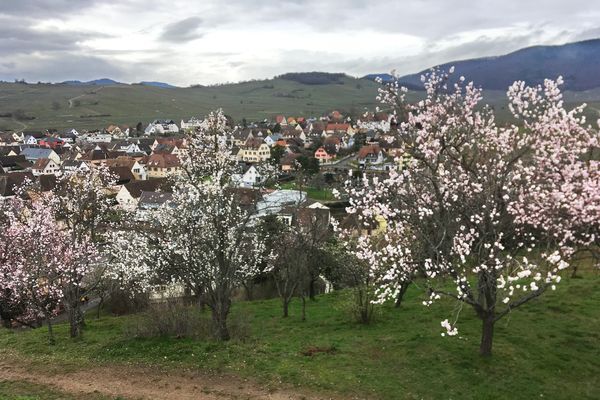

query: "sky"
xmin=1 ymin=0 xmax=599 ymax=86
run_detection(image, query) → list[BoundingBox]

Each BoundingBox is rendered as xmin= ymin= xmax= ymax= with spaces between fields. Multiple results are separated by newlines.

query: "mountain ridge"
xmin=365 ymin=39 xmax=600 ymax=91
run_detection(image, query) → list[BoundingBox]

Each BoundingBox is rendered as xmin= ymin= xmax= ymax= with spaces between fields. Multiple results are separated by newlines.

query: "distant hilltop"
xmin=364 ymin=39 xmax=600 ymax=92
xmin=61 ymin=79 xmax=177 ymax=88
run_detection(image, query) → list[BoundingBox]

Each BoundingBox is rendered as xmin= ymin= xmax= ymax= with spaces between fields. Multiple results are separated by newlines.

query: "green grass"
xmin=1 ymin=79 xmax=598 ymax=133
xmin=0 ymin=275 xmax=599 ymax=399
xmin=0 ymin=380 xmax=113 ymax=400
xmin=278 ymin=182 xmax=334 ymax=201
xmin=0 ymin=77 xmax=383 ymax=131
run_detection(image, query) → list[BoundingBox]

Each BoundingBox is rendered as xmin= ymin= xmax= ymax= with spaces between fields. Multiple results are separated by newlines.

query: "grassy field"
xmin=278 ymin=181 xmax=335 ymax=201
xmin=0 ymin=273 xmax=598 ymax=399
xmin=0 ymin=77 xmax=382 ymax=132
xmin=1 ymin=77 xmax=599 ymax=134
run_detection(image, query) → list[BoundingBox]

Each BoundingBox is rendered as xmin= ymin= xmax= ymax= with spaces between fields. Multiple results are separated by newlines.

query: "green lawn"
xmin=278 ymin=182 xmax=335 ymax=201
xmin=0 ymin=275 xmax=598 ymax=399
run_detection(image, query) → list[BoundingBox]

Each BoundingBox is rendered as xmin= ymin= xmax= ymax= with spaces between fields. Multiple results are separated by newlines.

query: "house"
xmin=357 ymin=112 xmax=391 ymax=132
xmin=237 ymin=138 xmax=270 ymax=163
xmin=145 ymin=120 xmax=179 ymax=135
xmin=144 ymin=153 xmax=181 ymax=178
xmin=230 ymin=128 xmax=255 ymax=147
xmin=314 ymin=146 xmax=336 ymax=164
xmin=32 ymin=158 xmax=60 ymax=176
xmin=24 ymin=135 xmax=39 ymax=145
xmin=0 ymin=172 xmax=33 ymax=199
xmin=358 ymin=144 xmax=384 ymax=168
xmin=106 ymin=125 xmax=130 ymax=137
xmin=280 ymin=153 xmax=301 ymax=172
xmin=280 ymin=125 xmax=306 ymax=142
xmin=138 ymin=191 xmax=174 ymax=210
xmin=326 ymin=123 xmax=355 ymax=136
xmin=0 ymin=146 xmax=20 ymax=156
xmin=230 ymin=187 xmax=262 ymax=214
xmin=80 ymin=146 xmax=113 ymax=166
xmin=0 ymin=155 xmax=31 ymax=172
xmin=116 ymin=178 xmax=170 ymax=211
xmin=105 ymin=156 xmax=147 ymax=180
xmin=59 ymin=131 xmax=78 ymax=143
xmin=264 ymin=133 xmax=282 ymax=147
xmin=275 ymin=115 xmax=288 ymax=126
xmin=21 ymin=147 xmax=61 ymax=164
xmin=180 ymin=117 xmax=203 ymax=130
xmin=0 ymin=132 xmax=23 ymax=145
xmin=107 ymin=166 xmax=135 ymax=185
xmin=323 ymin=135 xmax=343 ymax=151
xmin=39 ymin=137 xmax=65 ymax=149
xmin=151 ymin=138 xmax=187 ymax=156
xmin=61 ymin=160 xmax=90 ymax=173
xmin=110 ymin=140 xmax=144 ymax=155
xmin=233 ymin=165 xmax=264 ymax=188
xmin=152 ymin=143 xmax=181 ymax=156
xmin=82 ymin=132 xmax=113 ymax=143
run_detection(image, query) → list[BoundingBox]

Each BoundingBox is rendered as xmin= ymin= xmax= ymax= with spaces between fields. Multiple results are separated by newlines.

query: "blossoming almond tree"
xmin=44 ymin=166 xmax=115 ymax=338
xmin=0 ymin=198 xmax=97 ymax=343
xmin=110 ymin=109 xmax=269 ymax=340
xmin=340 ymin=69 xmax=599 ymax=356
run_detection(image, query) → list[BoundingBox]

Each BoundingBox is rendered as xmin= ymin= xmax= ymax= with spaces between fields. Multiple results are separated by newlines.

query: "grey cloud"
xmin=0 ymin=17 xmax=111 ymax=55
xmin=0 ymin=0 xmax=599 ymax=85
xmin=0 ymin=54 xmax=128 ymax=83
xmin=160 ymin=17 xmax=204 ymax=42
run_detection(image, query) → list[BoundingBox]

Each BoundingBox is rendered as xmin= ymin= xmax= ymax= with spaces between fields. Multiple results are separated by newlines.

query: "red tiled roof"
xmin=358 ymin=144 xmax=381 ymax=159
xmin=326 ymin=123 xmax=350 ymax=131
xmin=146 ymin=153 xmax=180 ymax=168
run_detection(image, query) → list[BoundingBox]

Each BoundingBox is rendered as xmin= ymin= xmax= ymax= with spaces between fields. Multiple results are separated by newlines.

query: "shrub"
xmin=124 ymin=301 xmax=252 ymax=340
xmin=105 ymin=289 xmax=149 ymax=316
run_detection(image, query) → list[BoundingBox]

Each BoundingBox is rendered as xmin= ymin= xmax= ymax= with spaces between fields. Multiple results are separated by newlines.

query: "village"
xmin=0 ymin=111 xmax=398 ymax=218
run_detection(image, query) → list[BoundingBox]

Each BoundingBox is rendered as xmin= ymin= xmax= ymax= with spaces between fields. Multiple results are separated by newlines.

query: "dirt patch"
xmin=0 ymin=357 xmax=333 ymax=400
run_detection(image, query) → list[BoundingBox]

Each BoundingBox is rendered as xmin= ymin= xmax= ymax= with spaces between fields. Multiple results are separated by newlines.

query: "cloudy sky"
xmin=1 ymin=0 xmax=599 ymax=86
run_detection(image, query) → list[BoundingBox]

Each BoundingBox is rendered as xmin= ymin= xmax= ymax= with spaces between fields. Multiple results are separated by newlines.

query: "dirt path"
xmin=68 ymin=86 xmax=104 ymax=108
xmin=0 ymin=358 xmax=332 ymax=400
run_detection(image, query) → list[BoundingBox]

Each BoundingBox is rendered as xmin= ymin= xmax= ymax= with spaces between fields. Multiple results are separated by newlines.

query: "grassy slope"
xmin=0 ymin=274 xmax=598 ymax=400
xmin=0 ymin=78 xmax=381 ymax=132
xmin=1 ymin=78 xmax=599 ymax=133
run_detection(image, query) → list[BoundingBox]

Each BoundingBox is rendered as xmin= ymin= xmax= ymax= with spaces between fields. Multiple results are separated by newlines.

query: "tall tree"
xmin=111 ymin=109 xmax=269 ymax=340
xmin=0 ymin=198 xmax=97 ymax=343
xmin=339 ymin=69 xmax=600 ymax=356
xmin=42 ymin=167 xmax=116 ymax=338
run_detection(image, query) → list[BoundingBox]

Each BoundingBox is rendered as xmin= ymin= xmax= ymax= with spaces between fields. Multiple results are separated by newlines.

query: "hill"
xmin=388 ymin=39 xmax=600 ymax=91
xmin=0 ymin=76 xmax=381 ymax=131
xmin=61 ymin=78 xmax=122 ymax=86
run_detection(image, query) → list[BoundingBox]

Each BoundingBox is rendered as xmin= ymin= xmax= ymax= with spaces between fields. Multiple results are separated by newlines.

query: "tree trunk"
xmin=571 ymin=265 xmax=579 ymax=279
xmin=45 ymin=315 xmax=55 ymax=345
xmin=479 ymin=314 xmax=495 ymax=356
xmin=210 ymin=298 xmax=231 ymax=341
xmin=96 ymin=297 xmax=104 ymax=319
xmin=308 ymin=279 xmax=317 ymax=301
xmin=282 ymin=298 xmax=290 ymax=318
xmin=301 ymin=295 xmax=306 ymax=322
xmin=68 ymin=307 xmax=81 ymax=338
xmin=395 ymin=281 xmax=410 ymax=308
xmin=243 ymin=282 xmax=254 ymax=301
